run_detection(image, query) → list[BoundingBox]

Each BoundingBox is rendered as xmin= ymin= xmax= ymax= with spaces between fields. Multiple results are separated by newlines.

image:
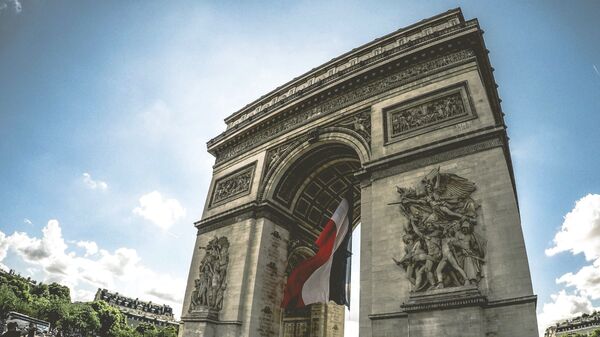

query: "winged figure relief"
xmin=391 ymin=167 xmax=485 ymax=291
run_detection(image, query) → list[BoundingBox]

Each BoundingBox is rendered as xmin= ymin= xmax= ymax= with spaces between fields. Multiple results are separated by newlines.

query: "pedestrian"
xmin=1 ymin=322 xmax=20 ymax=337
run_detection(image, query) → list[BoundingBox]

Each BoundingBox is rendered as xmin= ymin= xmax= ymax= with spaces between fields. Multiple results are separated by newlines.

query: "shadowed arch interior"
xmin=273 ymin=143 xmax=361 ymax=236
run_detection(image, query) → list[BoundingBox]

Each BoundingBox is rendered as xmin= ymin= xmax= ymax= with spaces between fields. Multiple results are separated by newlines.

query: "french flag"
xmin=281 ymin=195 xmax=352 ymax=309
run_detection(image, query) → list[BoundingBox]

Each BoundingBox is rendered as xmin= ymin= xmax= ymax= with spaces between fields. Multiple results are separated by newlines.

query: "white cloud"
xmin=82 ymin=172 xmax=108 ymax=191
xmin=72 ymin=289 xmax=96 ymax=303
xmin=133 ymin=191 xmax=185 ymax=230
xmin=537 ymin=290 xmax=596 ymax=336
xmin=76 ymin=240 xmax=98 ymax=257
xmin=546 ymin=194 xmax=600 ymax=260
xmin=0 ymin=220 xmax=186 ymax=317
xmin=556 ymin=259 xmax=600 ymax=300
xmin=540 ymin=194 xmax=600 ymax=335
xmin=0 ymin=0 xmax=21 ymax=13
xmin=23 ymin=218 xmax=32 ymax=225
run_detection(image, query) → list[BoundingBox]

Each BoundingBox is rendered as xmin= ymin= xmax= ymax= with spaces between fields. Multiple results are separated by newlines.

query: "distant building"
xmin=94 ymin=288 xmax=179 ymax=330
xmin=545 ymin=312 xmax=600 ymax=336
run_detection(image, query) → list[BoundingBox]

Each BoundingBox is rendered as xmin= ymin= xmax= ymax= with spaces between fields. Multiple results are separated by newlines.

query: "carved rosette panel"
xmin=210 ymin=163 xmax=256 ymax=207
xmin=391 ymin=168 xmax=485 ymax=292
xmin=189 ymin=236 xmax=230 ymax=312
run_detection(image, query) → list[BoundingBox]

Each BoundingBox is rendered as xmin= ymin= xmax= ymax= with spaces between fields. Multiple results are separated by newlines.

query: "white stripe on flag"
xmin=301 ymin=198 xmax=350 ymax=305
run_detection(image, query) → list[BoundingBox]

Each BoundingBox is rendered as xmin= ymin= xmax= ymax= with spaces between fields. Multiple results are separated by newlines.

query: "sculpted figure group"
xmin=190 ymin=236 xmax=229 ymax=312
xmin=391 ymin=93 xmax=464 ymax=135
xmin=392 ymin=167 xmax=485 ymax=292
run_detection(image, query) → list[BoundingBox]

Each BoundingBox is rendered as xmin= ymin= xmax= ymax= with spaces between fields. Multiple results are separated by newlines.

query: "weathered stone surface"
xmin=181 ymin=8 xmax=538 ymax=337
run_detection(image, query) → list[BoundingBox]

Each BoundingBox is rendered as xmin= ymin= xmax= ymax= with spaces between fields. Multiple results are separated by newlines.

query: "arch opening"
xmin=273 ymin=142 xmax=362 ymax=337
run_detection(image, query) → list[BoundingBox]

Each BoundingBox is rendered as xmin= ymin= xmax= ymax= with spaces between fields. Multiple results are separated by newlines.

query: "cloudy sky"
xmin=0 ymin=1 xmax=599 ymax=336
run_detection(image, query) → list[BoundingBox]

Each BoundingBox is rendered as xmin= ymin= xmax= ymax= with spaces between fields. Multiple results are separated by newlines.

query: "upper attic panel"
xmin=219 ymin=9 xmax=466 ymax=130
xmin=206 ymin=8 xmax=503 ymax=165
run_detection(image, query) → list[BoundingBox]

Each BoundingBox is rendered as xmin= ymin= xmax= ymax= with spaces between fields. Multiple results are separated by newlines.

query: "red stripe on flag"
xmin=281 ymin=218 xmax=338 ymax=309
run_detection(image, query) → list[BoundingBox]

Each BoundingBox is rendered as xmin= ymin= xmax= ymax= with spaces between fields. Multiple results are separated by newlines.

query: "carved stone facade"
xmin=181 ymin=8 xmax=538 ymax=337
xmin=391 ymin=168 xmax=485 ymax=291
xmin=189 ymin=236 xmax=229 ymax=314
xmin=222 ymin=15 xmax=469 ymax=131
xmin=210 ymin=164 xmax=255 ymax=207
xmin=213 ymin=49 xmax=474 ymax=165
xmin=390 ymin=92 xmax=464 ymax=136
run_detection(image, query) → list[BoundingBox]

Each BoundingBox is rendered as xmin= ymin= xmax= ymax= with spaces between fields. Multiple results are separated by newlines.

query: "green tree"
xmin=155 ymin=325 xmax=177 ymax=337
xmin=591 ymin=329 xmax=600 ymax=337
xmin=48 ymin=283 xmax=71 ymax=302
xmin=90 ymin=300 xmax=130 ymax=337
xmin=33 ymin=296 xmax=69 ymax=328
xmin=135 ymin=323 xmax=157 ymax=336
xmin=4 ymin=276 xmax=32 ymax=302
xmin=135 ymin=324 xmax=177 ymax=337
xmin=0 ymin=284 xmax=32 ymax=319
xmin=60 ymin=303 xmax=101 ymax=336
xmin=30 ymin=283 xmax=50 ymax=298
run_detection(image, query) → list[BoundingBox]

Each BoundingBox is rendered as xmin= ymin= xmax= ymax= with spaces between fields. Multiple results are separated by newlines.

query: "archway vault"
xmin=266 ymin=140 xmax=362 ymax=238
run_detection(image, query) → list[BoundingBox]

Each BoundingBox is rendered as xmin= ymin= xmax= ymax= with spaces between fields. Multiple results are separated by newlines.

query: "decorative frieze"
xmin=225 ymin=13 xmax=471 ymax=129
xmin=215 ymin=50 xmax=475 ymax=165
xmin=210 ymin=163 xmax=256 ymax=207
xmin=384 ymin=83 xmax=475 ymax=142
xmin=391 ymin=92 xmax=464 ymax=136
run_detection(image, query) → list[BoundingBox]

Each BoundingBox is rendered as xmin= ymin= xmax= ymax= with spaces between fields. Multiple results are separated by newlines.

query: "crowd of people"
xmin=1 ymin=323 xmax=63 ymax=337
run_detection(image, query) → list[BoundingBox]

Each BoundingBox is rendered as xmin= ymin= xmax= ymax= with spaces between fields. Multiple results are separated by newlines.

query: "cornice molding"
xmin=213 ymin=49 xmax=476 ymax=166
xmin=195 ymin=201 xmax=298 ymax=235
xmin=220 ymin=9 xmax=470 ymax=131
xmin=360 ymin=127 xmax=506 ymax=182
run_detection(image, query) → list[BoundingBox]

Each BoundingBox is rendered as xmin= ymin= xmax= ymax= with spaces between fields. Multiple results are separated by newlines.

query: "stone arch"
xmin=181 ymin=8 xmax=538 ymax=337
xmin=263 ymin=139 xmax=362 ymax=235
xmin=259 ymin=127 xmax=369 ymax=210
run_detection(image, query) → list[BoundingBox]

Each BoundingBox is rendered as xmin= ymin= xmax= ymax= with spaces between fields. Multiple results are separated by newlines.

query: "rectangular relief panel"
xmin=209 ymin=162 xmax=256 ymax=207
xmin=384 ymin=82 xmax=476 ymax=144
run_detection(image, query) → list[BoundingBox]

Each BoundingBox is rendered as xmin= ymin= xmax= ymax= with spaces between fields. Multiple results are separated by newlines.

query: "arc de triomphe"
xmin=179 ymin=8 xmax=538 ymax=337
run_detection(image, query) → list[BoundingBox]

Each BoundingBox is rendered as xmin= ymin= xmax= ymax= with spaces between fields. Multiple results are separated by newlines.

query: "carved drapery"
xmin=210 ymin=163 xmax=256 ymax=207
xmin=189 ymin=236 xmax=230 ymax=312
xmin=391 ymin=168 xmax=485 ymax=292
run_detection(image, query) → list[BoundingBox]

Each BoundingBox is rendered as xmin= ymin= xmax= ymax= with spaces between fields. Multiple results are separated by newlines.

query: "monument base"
xmin=402 ymin=285 xmax=487 ymax=312
xmin=179 ymin=307 xmax=243 ymax=337
xmin=179 ymin=307 xmax=220 ymax=337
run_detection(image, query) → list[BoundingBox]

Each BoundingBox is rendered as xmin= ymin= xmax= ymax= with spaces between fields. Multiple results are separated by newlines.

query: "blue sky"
xmin=0 ymin=1 xmax=599 ymax=336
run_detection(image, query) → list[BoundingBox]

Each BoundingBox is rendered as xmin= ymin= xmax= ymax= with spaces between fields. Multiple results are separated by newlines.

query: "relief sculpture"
xmin=211 ymin=164 xmax=255 ymax=206
xmin=190 ymin=236 xmax=229 ymax=312
xmin=391 ymin=167 xmax=485 ymax=291
xmin=390 ymin=92 xmax=466 ymax=137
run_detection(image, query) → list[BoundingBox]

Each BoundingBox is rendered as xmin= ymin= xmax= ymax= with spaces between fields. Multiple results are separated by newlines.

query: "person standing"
xmin=26 ymin=323 xmax=36 ymax=337
xmin=1 ymin=322 xmax=21 ymax=337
